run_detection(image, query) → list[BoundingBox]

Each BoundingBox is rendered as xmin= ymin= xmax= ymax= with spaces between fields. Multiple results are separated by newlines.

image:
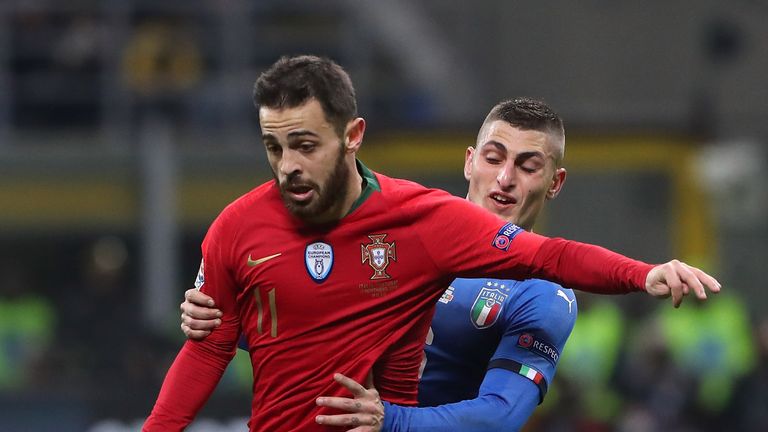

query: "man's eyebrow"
xmin=515 ymin=150 xmax=546 ymax=160
xmin=261 ymin=130 xmax=319 ymax=142
xmin=262 ymin=133 xmax=276 ymax=142
xmin=287 ymin=130 xmax=320 ymax=138
xmin=479 ymin=141 xmax=508 ymax=152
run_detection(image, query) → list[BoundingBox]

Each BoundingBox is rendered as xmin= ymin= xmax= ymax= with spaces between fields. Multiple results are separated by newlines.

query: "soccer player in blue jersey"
xmin=182 ymin=98 xmax=575 ymax=431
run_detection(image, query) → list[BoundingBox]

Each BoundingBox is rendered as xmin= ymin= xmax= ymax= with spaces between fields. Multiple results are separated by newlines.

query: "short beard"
xmin=276 ymin=145 xmax=350 ymax=223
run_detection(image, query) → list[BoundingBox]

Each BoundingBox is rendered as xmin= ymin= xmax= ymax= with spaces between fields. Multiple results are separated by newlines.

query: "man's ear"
xmin=464 ymin=147 xmax=475 ymax=181
xmin=344 ymin=118 xmax=366 ymax=154
xmin=546 ymin=167 xmax=567 ymax=199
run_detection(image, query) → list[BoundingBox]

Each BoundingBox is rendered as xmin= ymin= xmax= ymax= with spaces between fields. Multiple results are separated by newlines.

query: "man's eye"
xmin=299 ymin=143 xmax=316 ymax=153
xmin=485 ymin=156 xmax=502 ymax=164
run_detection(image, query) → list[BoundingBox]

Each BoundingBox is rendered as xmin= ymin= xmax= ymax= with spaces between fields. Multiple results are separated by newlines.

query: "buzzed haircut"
xmin=482 ymin=97 xmax=566 ymax=165
xmin=253 ymin=55 xmax=358 ymax=137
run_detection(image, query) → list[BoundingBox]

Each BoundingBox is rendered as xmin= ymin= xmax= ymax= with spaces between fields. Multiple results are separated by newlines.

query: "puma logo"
xmin=557 ymin=289 xmax=575 ymax=313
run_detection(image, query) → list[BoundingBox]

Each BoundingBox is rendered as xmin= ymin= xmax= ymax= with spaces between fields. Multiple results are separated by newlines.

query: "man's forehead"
xmin=478 ymin=122 xmax=552 ymax=156
xmin=260 ymin=99 xmax=320 ymax=120
xmin=259 ymin=100 xmax=332 ymax=134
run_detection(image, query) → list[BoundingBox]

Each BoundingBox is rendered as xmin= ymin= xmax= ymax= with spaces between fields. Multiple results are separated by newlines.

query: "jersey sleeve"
xmin=382 ymin=368 xmax=539 ymax=432
xmin=382 ymin=283 xmax=577 ymax=431
xmin=405 ymin=188 xmax=653 ymax=294
xmin=487 ymin=281 xmax=577 ymax=402
xmin=143 ymin=214 xmax=241 ymax=431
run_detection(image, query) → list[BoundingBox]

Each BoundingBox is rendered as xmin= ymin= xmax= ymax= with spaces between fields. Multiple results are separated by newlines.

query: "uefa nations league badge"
xmin=305 ymin=241 xmax=333 ymax=283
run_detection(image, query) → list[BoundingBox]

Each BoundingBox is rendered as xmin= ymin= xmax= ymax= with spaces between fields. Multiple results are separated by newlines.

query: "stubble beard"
xmin=276 ymin=146 xmax=350 ymax=223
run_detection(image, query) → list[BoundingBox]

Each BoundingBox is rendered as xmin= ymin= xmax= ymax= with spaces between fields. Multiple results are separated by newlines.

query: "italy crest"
xmin=361 ymin=234 xmax=396 ymax=280
xmin=471 ymin=287 xmax=508 ymax=329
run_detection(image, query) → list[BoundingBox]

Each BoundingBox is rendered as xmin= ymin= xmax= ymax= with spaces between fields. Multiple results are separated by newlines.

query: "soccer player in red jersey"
xmin=144 ymin=55 xmax=719 ymax=432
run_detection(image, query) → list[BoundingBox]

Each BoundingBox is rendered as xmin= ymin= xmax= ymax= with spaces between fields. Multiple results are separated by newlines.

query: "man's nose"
xmin=497 ymin=162 xmax=517 ymax=189
xmin=279 ymin=149 xmax=302 ymax=177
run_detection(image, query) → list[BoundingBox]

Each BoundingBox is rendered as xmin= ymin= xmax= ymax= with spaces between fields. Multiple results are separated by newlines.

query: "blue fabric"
xmin=384 ymin=368 xmax=539 ymax=432
xmin=384 ymin=277 xmax=577 ymax=431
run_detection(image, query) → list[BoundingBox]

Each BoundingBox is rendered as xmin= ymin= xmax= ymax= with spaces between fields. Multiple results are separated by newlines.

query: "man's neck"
xmin=306 ymin=159 xmax=366 ymax=225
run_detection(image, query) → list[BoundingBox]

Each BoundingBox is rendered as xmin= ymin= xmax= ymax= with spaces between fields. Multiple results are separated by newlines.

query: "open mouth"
xmin=285 ymin=184 xmax=315 ymax=202
xmin=490 ymin=192 xmax=516 ymax=205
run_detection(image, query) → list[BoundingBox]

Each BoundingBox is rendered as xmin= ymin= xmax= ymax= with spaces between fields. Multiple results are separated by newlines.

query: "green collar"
xmin=347 ymin=159 xmax=380 ymax=215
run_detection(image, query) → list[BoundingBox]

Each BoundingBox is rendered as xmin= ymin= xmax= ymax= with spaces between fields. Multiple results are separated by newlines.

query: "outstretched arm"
xmin=408 ymin=191 xmax=721 ymax=306
xmin=385 ymin=369 xmax=538 ymax=432
xmin=499 ymin=231 xmax=721 ymax=305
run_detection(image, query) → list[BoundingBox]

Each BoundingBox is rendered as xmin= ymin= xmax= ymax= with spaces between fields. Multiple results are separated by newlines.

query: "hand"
xmin=315 ymin=373 xmax=384 ymax=432
xmin=645 ymin=259 xmax=721 ymax=308
xmin=180 ymin=288 xmax=222 ymax=340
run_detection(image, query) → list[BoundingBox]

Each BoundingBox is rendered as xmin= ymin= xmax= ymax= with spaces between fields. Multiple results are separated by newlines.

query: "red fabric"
xmin=517 ymin=232 xmax=652 ymax=294
xmin=144 ymin=171 xmax=652 ymax=432
xmin=143 ymin=341 xmax=234 ymax=431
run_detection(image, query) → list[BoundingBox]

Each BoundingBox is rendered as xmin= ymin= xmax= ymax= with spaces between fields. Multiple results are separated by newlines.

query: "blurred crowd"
xmin=529 ymin=295 xmax=768 ymax=432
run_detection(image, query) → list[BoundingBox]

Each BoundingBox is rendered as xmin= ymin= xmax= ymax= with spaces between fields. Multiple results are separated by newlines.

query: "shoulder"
xmin=374 ymin=171 xmax=490 ymax=215
xmin=216 ymin=181 xmax=277 ymax=221
xmin=207 ymin=180 xmax=277 ymax=237
xmin=376 ymin=172 xmax=440 ymax=200
xmin=511 ymin=279 xmax=578 ymax=331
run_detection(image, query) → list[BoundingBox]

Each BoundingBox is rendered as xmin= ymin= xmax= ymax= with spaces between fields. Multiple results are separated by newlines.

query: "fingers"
xmin=185 ymin=288 xmax=216 ymax=307
xmin=180 ymin=289 xmax=222 ymax=321
xmin=673 ymin=261 xmax=706 ymax=301
xmin=315 ymin=401 xmax=382 ymax=431
xmin=180 ymin=322 xmax=212 ymax=340
xmin=648 ymin=260 xmax=723 ymax=308
xmin=315 ymin=412 xmax=367 ymax=428
xmin=664 ymin=261 xmax=684 ymax=308
xmin=180 ymin=302 xmax=223 ymax=320
xmin=333 ymin=373 xmax=368 ymax=398
xmin=315 ymin=397 xmax=381 ymax=430
xmin=692 ymin=266 xmax=722 ymax=294
xmin=317 ymin=373 xmax=384 ymax=431
xmin=181 ymin=312 xmax=221 ymax=331
xmin=316 ymin=396 xmax=366 ymax=412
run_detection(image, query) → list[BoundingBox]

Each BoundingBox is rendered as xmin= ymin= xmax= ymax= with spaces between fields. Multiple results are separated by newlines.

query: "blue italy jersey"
xmin=418 ymin=277 xmax=577 ymax=406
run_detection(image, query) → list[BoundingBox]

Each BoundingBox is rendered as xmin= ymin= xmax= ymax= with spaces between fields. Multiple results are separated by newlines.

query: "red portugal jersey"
xmin=144 ymin=162 xmax=651 ymax=431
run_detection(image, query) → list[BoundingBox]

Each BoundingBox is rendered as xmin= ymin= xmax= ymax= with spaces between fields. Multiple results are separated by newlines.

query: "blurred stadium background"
xmin=0 ymin=1 xmax=767 ymax=431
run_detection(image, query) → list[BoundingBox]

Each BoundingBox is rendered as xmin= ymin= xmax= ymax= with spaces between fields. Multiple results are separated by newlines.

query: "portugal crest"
xmin=361 ymin=234 xmax=396 ymax=280
xmin=471 ymin=287 xmax=508 ymax=329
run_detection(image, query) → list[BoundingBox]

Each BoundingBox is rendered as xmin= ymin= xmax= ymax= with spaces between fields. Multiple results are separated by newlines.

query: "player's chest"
xmin=433 ymin=279 xmax=515 ymax=337
xmin=231 ymin=224 xmax=425 ymax=305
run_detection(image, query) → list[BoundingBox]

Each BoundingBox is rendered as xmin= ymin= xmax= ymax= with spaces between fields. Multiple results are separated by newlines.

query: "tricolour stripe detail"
xmin=488 ymin=358 xmax=548 ymax=404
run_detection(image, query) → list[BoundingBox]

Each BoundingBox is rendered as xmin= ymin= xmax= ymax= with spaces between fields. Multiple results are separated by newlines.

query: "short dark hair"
xmin=485 ymin=97 xmax=564 ymax=138
xmin=253 ymin=55 xmax=357 ymax=137
xmin=482 ymin=97 xmax=565 ymax=165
